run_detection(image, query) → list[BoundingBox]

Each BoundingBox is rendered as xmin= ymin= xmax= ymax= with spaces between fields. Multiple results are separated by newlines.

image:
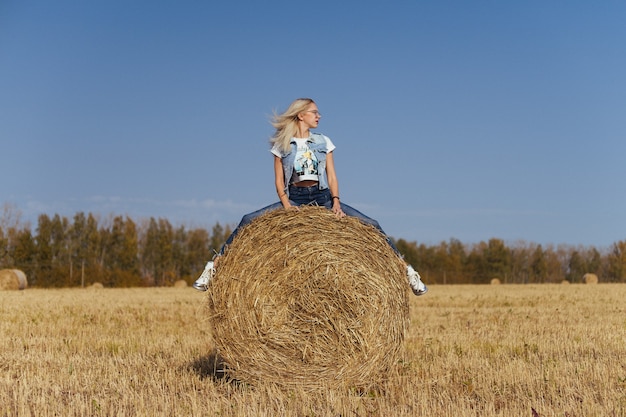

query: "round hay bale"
xmin=490 ymin=278 xmax=501 ymax=285
xmin=12 ymin=269 xmax=28 ymax=290
xmin=561 ymin=280 xmax=570 ymax=285
xmin=90 ymin=282 xmax=104 ymax=289
xmin=582 ymin=273 xmax=598 ymax=284
xmin=207 ymin=206 xmax=409 ymax=390
xmin=0 ymin=269 xmax=20 ymax=291
xmin=173 ymin=279 xmax=188 ymax=288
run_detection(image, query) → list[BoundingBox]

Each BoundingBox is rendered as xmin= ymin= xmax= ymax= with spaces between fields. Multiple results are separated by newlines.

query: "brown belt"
xmin=291 ymin=180 xmax=319 ymax=187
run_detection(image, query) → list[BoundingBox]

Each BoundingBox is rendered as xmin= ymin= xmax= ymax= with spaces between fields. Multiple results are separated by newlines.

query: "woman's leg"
xmin=218 ymin=201 xmax=285 ymax=256
xmin=332 ymin=202 xmax=402 ymax=255
xmin=193 ymin=201 xmax=285 ymax=291
xmin=326 ymin=200 xmax=428 ymax=296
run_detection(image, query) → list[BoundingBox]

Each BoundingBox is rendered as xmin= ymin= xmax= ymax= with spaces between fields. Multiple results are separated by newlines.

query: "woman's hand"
xmin=283 ymin=201 xmax=299 ymax=211
xmin=332 ymin=202 xmax=345 ymax=218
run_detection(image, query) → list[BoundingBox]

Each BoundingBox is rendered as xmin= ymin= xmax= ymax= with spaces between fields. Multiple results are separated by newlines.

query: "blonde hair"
xmin=270 ymin=98 xmax=315 ymax=154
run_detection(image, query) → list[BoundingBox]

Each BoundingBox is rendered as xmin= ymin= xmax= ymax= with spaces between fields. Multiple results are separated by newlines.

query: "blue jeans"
xmin=218 ymin=184 xmax=400 ymax=256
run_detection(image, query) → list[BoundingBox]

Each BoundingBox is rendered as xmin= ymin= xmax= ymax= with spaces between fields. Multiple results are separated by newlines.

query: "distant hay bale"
xmin=582 ymin=273 xmax=598 ymax=284
xmin=12 ymin=270 xmax=28 ymax=289
xmin=0 ymin=269 xmax=19 ymax=291
xmin=174 ymin=279 xmax=188 ymax=288
xmin=561 ymin=280 xmax=570 ymax=285
xmin=207 ymin=206 xmax=409 ymax=390
xmin=0 ymin=269 xmax=27 ymax=291
xmin=490 ymin=278 xmax=501 ymax=285
xmin=90 ymin=282 xmax=104 ymax=289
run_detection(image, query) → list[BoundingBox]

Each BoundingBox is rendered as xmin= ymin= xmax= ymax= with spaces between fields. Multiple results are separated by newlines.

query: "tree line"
xmin=396 ymin=237 xmax=625 ymax=284
xmin=1 ymin=207 xmax=625 ymax=287
xmin=0 ymin=210 xmax=231 ymax=287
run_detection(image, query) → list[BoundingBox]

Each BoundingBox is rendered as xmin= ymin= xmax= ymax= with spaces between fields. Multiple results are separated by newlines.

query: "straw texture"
xmin=583 ymin=273 xmax=599 ymax=284
xmin=0 ymin=269 xmax=27 ymax=291
xmin=207 ymin=206 xmax=409 ymax=390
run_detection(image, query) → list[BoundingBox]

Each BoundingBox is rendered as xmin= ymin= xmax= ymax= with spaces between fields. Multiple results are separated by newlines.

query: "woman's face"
xmin=299 ymin=103 xmax=321 ymax=129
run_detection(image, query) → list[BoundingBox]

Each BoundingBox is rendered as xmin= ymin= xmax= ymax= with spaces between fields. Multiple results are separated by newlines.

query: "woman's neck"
xmin=294 ymin=130 xmax=310 ymax=139
xmin=296 ymin=120 xmax=311 ymax=139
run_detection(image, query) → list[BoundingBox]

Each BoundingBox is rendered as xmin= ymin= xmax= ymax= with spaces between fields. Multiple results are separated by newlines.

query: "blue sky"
xmin=1 ymin=0 xmax=625 ymax=249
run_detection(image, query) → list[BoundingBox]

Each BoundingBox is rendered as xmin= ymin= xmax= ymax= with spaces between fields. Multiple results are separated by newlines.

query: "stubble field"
xmin=1 ymin=284 xmax=625 ymax=417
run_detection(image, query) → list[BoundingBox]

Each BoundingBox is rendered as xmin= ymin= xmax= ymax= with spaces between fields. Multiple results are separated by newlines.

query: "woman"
xmin=193 ymin=98 xmax=427 ymax=296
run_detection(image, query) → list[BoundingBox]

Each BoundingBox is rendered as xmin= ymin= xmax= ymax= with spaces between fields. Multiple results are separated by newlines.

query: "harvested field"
xmin=1 ymin=284 xmax=625 ymax=416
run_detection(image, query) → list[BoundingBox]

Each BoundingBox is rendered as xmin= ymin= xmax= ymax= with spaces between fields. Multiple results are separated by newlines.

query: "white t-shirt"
xmin=271 ymin=136 xmax=336 ymax=184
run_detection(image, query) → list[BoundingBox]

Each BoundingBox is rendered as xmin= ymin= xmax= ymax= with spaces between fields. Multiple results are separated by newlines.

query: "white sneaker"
xmin=407 ymin=265 xmax=428 ymax=296
xmin=193 ymin=261 xmax=215 ymax=292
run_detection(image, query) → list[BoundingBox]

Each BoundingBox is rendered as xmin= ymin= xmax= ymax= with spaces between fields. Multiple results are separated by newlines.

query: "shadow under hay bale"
xmin=207 ymin=206 xmax=409 ymax=390
xmin=0 ymin=269 xmax=28 ymax=291
xmin=188 ymin=348 xmax=229 ymax=381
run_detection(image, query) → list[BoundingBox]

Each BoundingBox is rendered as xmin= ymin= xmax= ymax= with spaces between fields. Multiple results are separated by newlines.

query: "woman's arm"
xmin=325 ymin=152 xmax=345 ymax=217
xmin=274 ymin=155 xmax=291 ymax=209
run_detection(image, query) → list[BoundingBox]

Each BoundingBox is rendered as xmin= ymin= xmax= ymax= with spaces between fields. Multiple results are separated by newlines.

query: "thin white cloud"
xmin=5 ymin=195 xmax=257 ymax=229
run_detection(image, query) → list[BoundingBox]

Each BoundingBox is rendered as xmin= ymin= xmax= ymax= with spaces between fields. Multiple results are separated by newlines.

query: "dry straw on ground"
xmin=2 ymin=286 xmax=626 ymax=416
xmin=0 ymin=269 xmax=27 ymax=291
xmin=207 ymin=205 xmax=409 ymax=390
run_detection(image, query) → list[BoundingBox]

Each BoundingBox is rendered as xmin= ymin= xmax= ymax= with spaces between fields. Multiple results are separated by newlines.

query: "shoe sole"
xmin=413 ymin=287 xmax=428 ymax=296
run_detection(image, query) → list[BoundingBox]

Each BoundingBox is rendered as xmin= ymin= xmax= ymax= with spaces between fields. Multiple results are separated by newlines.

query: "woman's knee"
xmin=241 ymin=213 xmax=256 ymax=224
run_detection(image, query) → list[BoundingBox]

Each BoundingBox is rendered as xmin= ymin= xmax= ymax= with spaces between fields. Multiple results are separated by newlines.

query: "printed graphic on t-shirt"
xmin=294 ymin=141 xmax=319 ymax=182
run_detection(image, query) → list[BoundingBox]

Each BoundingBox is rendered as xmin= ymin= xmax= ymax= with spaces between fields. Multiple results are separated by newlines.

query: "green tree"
xmin=606 ymin=240 xmax=626 ymax=282
xmin=530 ymin=244 xmax=548 ymax=283
xmin=84 ymin=213 xmax=103 ymax=285
xmin=395 ymin=238 xmax=418 ymax=269
xmin=209 ymin=223 xmax=225 ymax=255
xmin=104 ymin=216 xmax=141 ymax=287
xmin=465 ymin=242 xmax=487 ymax=283
xmin=34 ymin=214 xmax=53 ymax=286
xmin=410 ymin=243 xmax=438 ymax=283
xmin=446 ymin=238 xmax=468 ymax=284
xmin=509 ymin=243 xmax=531 ymax=284
xmin=544 ymin=245 xmax=565 ymax=283
xmin=586 ymin=247 xmax=602 ymax=276
xmin=141 ymin=217 xmax=160 ymax=286
xmin=157 ymin=218 xmax=174 ymax=286
xmin=430 ymin=239 xmax=467 ymax=284
xmin=171 ymin=225 xmax=188 ymax=280
xmin=567 ymin=250 xmax=586 ymax=283
xmin=140 ymin=217 xmax=178 ymax=286
xmin=50 ymin=214 xmax=71 ymax=286
xmin=69 ymin=212 xmax=86 ymax=286
xmin=0 ymin=227 xmax=5 ymax=267
xmin=185 ymin=227 xmax=211 ymax=281
xmin=12 ymin=228 xmax=36 ymax=280
xmin=69 ymin=212 xmax=103 ymax=286
xmin=483 ymin=238 xmax=511 ymax=283
xmin=0 ymin=203 xmax=22 ymax=268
